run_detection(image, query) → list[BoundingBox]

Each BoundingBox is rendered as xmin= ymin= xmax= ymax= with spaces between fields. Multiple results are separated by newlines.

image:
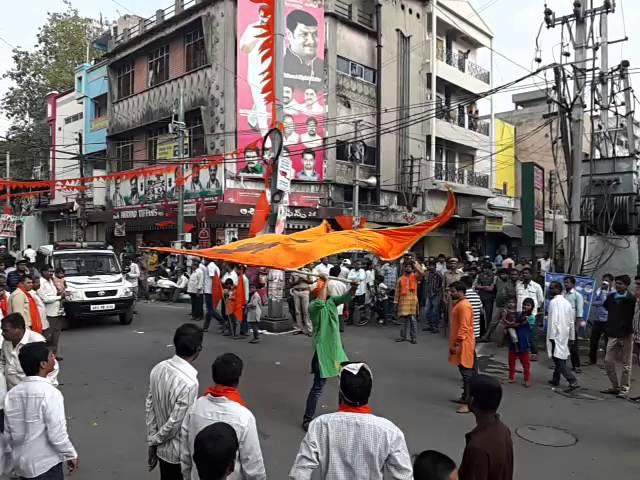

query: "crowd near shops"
xmin=0 ymin=240 xmax=639 ymax=479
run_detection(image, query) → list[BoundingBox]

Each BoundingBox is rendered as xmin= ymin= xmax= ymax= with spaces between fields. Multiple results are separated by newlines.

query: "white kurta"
xmin=546 ymin=295 xmax=576 ymax=360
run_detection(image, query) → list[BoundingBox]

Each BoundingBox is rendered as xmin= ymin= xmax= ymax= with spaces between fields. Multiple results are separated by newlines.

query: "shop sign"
xmin=238 ymin=206 xmax=317 ymax=219
xmin=485 ymin=217 xmax=504 ymax=232
xmin=0 ymin=214 xmax=18 ymax=238
xmin=113 ymin=208 xmax=162 ymax=220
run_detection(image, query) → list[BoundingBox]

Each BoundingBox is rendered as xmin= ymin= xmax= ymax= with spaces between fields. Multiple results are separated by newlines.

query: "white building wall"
xmin=51 ymin=92 xmax=83 ymax=206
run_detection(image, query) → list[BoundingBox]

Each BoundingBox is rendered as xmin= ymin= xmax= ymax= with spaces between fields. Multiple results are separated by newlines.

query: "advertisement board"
xmin=544 ymin=272 xmax=595 ymax=334
xmin=108 ymin=164 xmax=223 ymax=215
xmin=534 ymin=165 xmax=545 ymax=245
xmin=521 ymin=162 xmax=545 ymax=246
xmin=0 ymin=214 xmax=18 ymax=238
xmin=236 ymin=0 xmax=325 ymax=181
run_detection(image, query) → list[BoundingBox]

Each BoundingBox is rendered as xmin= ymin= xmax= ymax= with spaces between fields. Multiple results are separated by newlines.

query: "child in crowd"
xmin=506 ymin=297 xmax=534 ymax=386
xmin=501 ymin=298 xmax=519 ymax=350
xmin=222 ymin=278 xmax=236 ymax=337
xmin=246 ymin=284 xmax=262 ymax=344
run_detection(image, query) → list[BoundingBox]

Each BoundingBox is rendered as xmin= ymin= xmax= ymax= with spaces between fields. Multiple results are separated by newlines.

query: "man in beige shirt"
xmin=9 ymin=274 xmax=35 ymax=328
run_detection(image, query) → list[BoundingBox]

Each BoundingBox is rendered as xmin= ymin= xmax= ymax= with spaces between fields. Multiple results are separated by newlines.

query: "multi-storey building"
xmin=96 ymin=0 xmax=496 ymax=255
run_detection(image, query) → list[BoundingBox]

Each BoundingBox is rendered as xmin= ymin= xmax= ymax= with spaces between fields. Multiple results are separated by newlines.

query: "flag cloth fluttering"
xmin=148 ymin=191 xmax=455 ymax=270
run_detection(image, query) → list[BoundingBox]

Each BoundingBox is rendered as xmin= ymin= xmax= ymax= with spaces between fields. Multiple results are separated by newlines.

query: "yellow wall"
xmin=494 ymin=119 xmax=516 ymax=197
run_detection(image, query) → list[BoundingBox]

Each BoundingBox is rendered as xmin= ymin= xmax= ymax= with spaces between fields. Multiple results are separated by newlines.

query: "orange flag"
xmin=148 ymin=191 xmax=455 ymax=270
xmin=212 ymin=273 xmax=224 ymax=308
xmin=248 ymin=191 xmax=270 ymax=238
xmin=234 ymin=275 xmax=246 ymax=322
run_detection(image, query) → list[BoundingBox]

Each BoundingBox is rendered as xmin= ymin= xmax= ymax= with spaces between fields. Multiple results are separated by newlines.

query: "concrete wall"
xmin=52 ymin=92 xmax=83 ymax=206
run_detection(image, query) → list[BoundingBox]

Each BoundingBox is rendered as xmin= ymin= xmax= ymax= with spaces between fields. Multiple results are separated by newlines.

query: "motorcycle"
xmin=156 ymin=272 xmax=188 ymax=302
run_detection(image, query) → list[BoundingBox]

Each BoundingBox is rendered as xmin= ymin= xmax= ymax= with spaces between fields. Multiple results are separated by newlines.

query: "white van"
xmin=38 ymin=242 xmax=135 ymax=325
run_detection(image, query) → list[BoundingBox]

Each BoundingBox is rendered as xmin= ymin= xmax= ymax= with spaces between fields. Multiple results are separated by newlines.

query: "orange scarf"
xmin=0 ymin=293 xmax=8 ymax=317
xmin=338 ymin=403 xmax=372 ymax=414
xmin=399 ymin=273 xmax=417 ymax=296
xmin=205 ymin=385 xmax=246 ymax=406
xmin=20 ymin=287 xmax=43 ymax=333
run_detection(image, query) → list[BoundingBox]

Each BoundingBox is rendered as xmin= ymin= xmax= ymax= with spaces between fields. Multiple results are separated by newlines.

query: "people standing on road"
xmin=38 ymin=267 xmax=65 ymax=361
xmin=312 ymin=257 xmax=332 ymax=278
xmin=181 ymin=353 xmax=266 ymax=480
xmin=146 ymin=324 xmax=203 ymax=480
xmin=474 ymin=262 xmax=496 ymax=336
xmin=327 ymin=266 xmax=349 ymax=332
xmin=394 ymin=259 xmax=424 ymax=345
xmin=203 ymin=260 xmax=224 ymax=333
xmin=53 ymin=268 xmax=66 ymax=295
xmin=9 ymin=274 xmax=44 ymax=333
xmin=562 ymin=276 xmax=584 ymax=373
xmin=423 ymin=261 xmax=444 ymax=334
xmin=6 ymin=259 xmax=29 ymax=292
xmin=436 ymin=254 xmax=447 ymax=275
xmin=246 ymin=284 xmax=262 ymax=344
xmin=22 ymin=244 xmax=37 ymax=266
xmin=501 ymin=253 xmax=515 ymax=270
xmin=589 ymin=274 xmax=612 ymax=365
xmin=443 ymin=258 xmax=463 ymax=330
xmin=137 ymin=255 xmax=151 ymax=301
xmin=125 ymin=256 xmax=141 ymax=300
xmin=601 ymin=274 xmax=636 ymax=398
xmin=347 ymin=260 xmax=367 ymax=324
xmin=546 ymin=281 xmax=580 ymax=391
xmin=461 ymin=276 xmax=482 ymax=340
xmin=4 ymin=342 xmax=78 ymax=480
xmin=290 ymin=267 xmax=314 ymax=336
xmin=380 ymin=261 xmax=398 ymax=306
xmin=481 ymin=269 xmax=516 ymax=343
xmin=301 ymin=274 xmax=355 ymax=431
xmin=0 ymin=313 xmax=59 ymax=404
xmin=339 ymin=259 xmax=351 ymax=279
xmin=448 ymin=281 xmax=476 ymax=414
xmin=413 ymin=450 xmax=458 ymax=480
xmin=30 ymin=277 xmax=50 ymax=336
xmin=187 ymin=259 xmax=204 ymax=322
xmin=193 ymin=422 xmax=239 ymax=480
xmin=291 ymin=362 xmax=413 ymax=480
xmin=458 ymin=374 xmax=513 ymax=480
xmin=505 ymin=297 xmax=533 ymax=387
xmin=515 ymin=267 xmax=544 ymax=317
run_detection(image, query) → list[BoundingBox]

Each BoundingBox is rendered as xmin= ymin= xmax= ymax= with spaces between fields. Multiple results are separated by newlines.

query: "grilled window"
xmin=148 ymin=45 xmax=170 ymax=87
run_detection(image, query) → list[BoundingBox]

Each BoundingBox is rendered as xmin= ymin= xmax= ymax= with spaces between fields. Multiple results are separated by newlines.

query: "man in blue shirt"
xmin=589 ymin=274 xmax=612 ymax=365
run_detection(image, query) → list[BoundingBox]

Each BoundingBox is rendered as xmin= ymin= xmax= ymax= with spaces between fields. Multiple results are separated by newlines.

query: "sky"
xmin=0 ymin=0 xmax=639 ymax=133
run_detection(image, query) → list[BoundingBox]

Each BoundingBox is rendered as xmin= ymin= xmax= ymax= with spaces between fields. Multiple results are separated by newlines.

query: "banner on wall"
xmin=108 ymin=163 xmax=224 ymax=213
xmin=544 ymin=272 xmax=595 ymax=332
xmin=521 ymin=162 xmax=545 ymax=246
xmin=236 ymin=0 xmax=325 ymax=181
xmin=0 ymin=214 xmax=18 ymax=238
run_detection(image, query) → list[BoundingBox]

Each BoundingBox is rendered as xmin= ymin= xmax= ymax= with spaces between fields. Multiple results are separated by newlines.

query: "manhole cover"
xmin=515 ymin=425 xmax=578 ymax=447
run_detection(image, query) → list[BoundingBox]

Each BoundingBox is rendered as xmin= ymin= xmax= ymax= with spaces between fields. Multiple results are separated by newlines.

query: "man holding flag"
xmin=302 ymin=273 xmax=357 ymax=432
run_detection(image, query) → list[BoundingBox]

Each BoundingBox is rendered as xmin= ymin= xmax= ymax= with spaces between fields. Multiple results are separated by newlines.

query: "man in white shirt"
xmin=0 ymin=312 xmax=59 ymax=405
xmin=187 ymin=259 xmax=204 ymax=321
xmin=147 ymin=324 xmax=203 ymax=480
xmin=312 ymin=258 xmax=333 ymax=278
xmin=347 ymin=261 xmax=367 ymax=323
xmin=202 ymin=260 xmax=224 ymax=332
xmin=538 ymin=254 xmax=551 ymax=276
xmin=22 ymin=244 xmax=37 ymax=266
xmin=515 ymin=267 xmax=544 ymax=314
xmin=181 ymin=353 xmax=266 ymax=480
xmin=339 ymin=259 xmax=351 ymax=279
xmin=125 ymin=256 xmax=141 ymax=301
xmin=290 ymin=362 xmax=412 ymax=480
xmin=547 ymin=281 xmax=579 ymax=391
xmin=4 ymin=342 xmax=78 ymax=479
xmin=327 ymin=266 xmax=350 ymax=332
xmin=38 ymin=266 xmax=65 ymax=359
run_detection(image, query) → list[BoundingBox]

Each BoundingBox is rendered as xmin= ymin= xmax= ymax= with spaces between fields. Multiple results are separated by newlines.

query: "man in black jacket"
xmin=6 ymin=259 xmax=28 ymax=292
xmin=602 ymin=274 xmax=636 ymax=398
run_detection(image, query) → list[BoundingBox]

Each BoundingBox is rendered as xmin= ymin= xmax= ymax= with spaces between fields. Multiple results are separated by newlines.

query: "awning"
xmin=472 ymin=207 xmax=503 ymax=219
xmin=503 ymin=224 xmax=522 ymax=238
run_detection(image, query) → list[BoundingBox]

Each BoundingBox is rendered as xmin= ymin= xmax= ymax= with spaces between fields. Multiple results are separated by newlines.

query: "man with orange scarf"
xmin=181 ymin=353 xmax=266 ymax=480
xmin=0 ymin=280 xmax=9 ymax=319
xmin=9 ymin=274 xmax=44 ymax=333
xmin=394 ymin=258 xmax=425 ymax=344
xmin=448 ymin=281 xmax=477 ymax=414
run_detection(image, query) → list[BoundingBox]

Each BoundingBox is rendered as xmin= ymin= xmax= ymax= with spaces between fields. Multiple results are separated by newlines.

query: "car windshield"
xmin=54 ymin=253 xmax=121 ymax=276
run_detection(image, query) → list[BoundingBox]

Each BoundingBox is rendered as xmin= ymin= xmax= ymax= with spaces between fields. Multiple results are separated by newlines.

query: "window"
xmin=117 ymin=62 xmax=135 ymax=99
xmin=146 ymin=126 xmax=169 ymax=164
xmin=185 ymin=28 xmax=206 ymax=71
xmin=64 ymin=112 xmax=83 ymax=125
xmin=186 ymin=111 xmax=206 ymax=157
xmin=337 ymin=56 xmax=377 ymax=84
xmin=76 ymin=76 xmax=83 ymax=94
xmin=114 ymin=136 xmax=134 ymax=171
xmin=148 ymin=45 xmax=170 ymax=87
xmin=94 ymin=94 xmax=107 ymax=118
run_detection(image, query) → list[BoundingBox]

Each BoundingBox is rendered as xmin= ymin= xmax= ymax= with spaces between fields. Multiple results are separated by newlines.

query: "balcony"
xmin=437 ymin=48 xmax=490 ymax=84
xmin=434 ymin=164 xmax=489 ymax=189
xmin=332 ymin=0 xmax=375 ymax=30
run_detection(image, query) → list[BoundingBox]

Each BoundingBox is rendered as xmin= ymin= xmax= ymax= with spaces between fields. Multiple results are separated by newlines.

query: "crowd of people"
xmin=1 ymin=239 xmax=640 ymax=479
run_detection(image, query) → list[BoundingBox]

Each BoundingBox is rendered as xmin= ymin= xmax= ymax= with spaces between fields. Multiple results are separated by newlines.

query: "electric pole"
xmin=174 ymin=85 xmax=187 ymax=267
xmin=350 ymin=120 xmax=364 ymax=229
xmin=77 ymin=132 xmax=87 ymax=242
xmin=599 ymin=6 xmax=610 ymax=157
xmin=5 ymin=151 xmax=10 ymax=212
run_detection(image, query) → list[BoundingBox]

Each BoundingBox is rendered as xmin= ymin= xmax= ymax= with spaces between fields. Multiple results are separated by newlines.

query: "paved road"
xmin=55 ymin=301 xmax=638 ymax=480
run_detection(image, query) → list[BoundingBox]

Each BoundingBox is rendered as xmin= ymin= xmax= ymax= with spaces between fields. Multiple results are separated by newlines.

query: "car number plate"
xmin=90 ymin=304 xmax=115 ymax=311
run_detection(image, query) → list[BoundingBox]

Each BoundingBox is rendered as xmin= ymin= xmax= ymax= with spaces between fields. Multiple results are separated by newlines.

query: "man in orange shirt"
xmin=448 ymin=281 xmax=477 ymax=414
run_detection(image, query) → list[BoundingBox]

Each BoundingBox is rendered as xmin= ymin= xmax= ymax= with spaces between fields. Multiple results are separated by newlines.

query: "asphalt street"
xmin=51 ymin=301 xmax=639 ymax=480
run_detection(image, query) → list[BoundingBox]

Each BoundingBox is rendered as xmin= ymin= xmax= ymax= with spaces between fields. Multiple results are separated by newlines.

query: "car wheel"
xmin=119 ymin=308 xmax=134 ymax=325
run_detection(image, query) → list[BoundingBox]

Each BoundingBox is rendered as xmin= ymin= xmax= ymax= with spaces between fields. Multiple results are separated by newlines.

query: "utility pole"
xmin=599 ymin=6 xmax=610 ymax=158
xmin=5 ymin=151 xmax=10 ymax=212
xmin=620 ymin=60 xmax=636 ymax=156
xmin=351 ymin=120 xmax=364 ymax=229
xmin=174 ymin=85 xmax=187 ymax=267
xmin=77 ymin=132 xmax=87 ymax=242
xmin=549 ymin=170 xmax=557 ymax=272
xmin=375 ymin=1 xmax=382 ymax=202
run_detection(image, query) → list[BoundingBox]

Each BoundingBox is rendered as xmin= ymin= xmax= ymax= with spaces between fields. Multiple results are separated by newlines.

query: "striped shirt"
xmin=146 ymin=355 xmax=199 ymax=465
xmin=466 ymin=289 xmax=482 ymax=338
xmin=425 ymin=271 xmax=444 ymax=296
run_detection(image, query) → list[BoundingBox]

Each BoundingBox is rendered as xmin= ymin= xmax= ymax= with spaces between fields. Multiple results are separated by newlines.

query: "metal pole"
xmin=176 ymin=84 xmax=185 ymax=267
xmin=78 ymin=133 xmax=87 ymax=241
xmin=489 ymin=37 xmax=495 ymax=188
xmin=621 ymin=61 xmax=636 ymax=156
xmin=352 ymin=120 xmax=362 ymax=229
xmin=599 ymin=9 xmax=609 ymax=158
xmin=568 ymin=1 xmax=587 ymax=274
xmin=550 ymin=171 xmax=557 ymax=272
xmin=430 ymin=0 xmax=437 ymax=181
xmin=375 ymin=1 xmax=382 ymax=203
xmin=5 ymin=151 xmax=10 ymax=211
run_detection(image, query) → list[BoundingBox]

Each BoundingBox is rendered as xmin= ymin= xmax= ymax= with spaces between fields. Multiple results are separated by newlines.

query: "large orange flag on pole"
xmin=149 ymin=191 xmax=455 ymax=269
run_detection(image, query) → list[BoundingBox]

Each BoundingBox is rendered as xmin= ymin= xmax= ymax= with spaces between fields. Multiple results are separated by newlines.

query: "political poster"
xmin=544 ymin=272 xmax=595 ymax=333
xmin=0 ymin=214 xmax=18 ymax=238
xmin=236 ymin=0 xmax=325 ymax=181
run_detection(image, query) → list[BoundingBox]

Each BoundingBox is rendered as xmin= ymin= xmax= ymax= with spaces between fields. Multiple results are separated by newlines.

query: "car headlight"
xmin=65 ymin=290 xmax=83 ymax=301
xmin=122 ymin=287 xmax=133 ymax=297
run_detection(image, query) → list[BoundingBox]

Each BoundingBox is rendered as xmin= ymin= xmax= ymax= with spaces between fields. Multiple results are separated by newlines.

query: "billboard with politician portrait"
xmin=236 ymin=0 xmax=325 ymax=182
